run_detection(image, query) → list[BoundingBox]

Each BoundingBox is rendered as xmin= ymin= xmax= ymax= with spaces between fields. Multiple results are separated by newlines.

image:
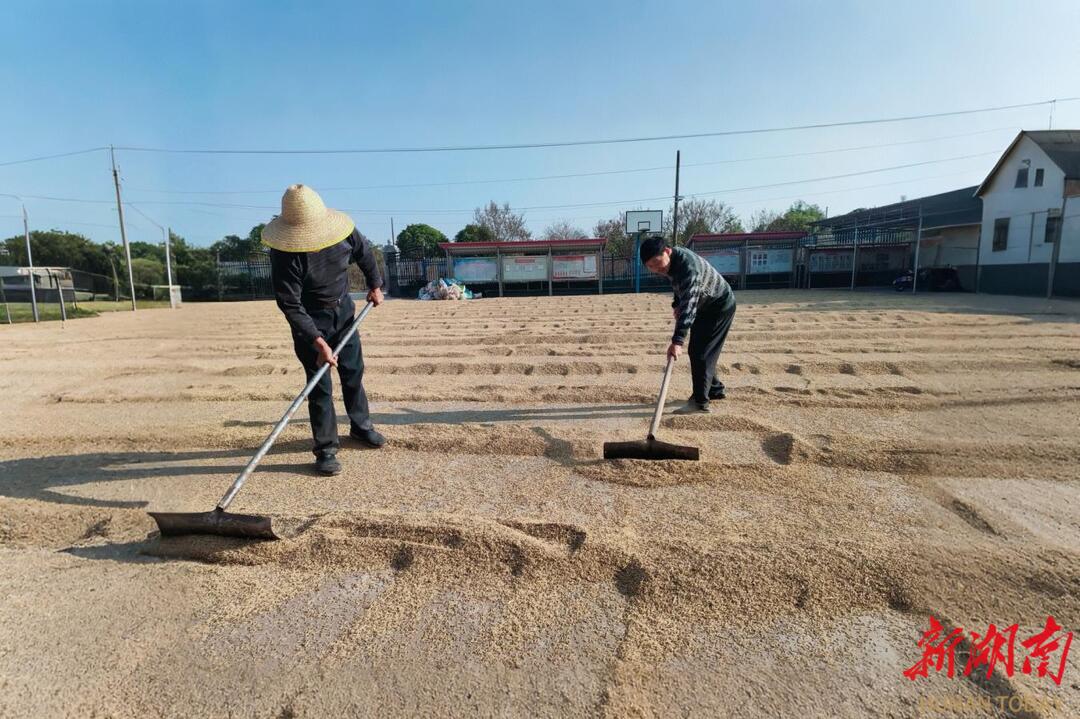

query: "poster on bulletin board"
xmin=502 ymin=255 xmax=548 ymax=282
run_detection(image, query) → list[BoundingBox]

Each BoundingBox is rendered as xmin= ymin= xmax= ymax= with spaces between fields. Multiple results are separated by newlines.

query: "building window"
xmin=1045 ymin=214 xmax=1061 ymax=244
xmin=1015 ymin=168 xmax=1029 ymax=188
xmin=993 ymin=218 xmax=1009 ymax=251
xmin=1034 ymin=168 xmax=1044 ymax=187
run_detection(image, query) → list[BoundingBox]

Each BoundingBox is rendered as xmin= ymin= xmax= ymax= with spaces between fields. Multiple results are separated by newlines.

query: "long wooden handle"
xmin=217 ymin=301 xmax=374 ymax=510
xmin=647 ymin=355 xmax=675 ymax=440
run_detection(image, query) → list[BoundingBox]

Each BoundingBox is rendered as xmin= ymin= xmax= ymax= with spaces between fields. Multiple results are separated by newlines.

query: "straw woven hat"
xmin=262 ymin=184 xmax=355 ymax=253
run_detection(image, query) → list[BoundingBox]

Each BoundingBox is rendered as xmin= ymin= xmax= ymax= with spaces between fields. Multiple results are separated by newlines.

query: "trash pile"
xmin=418 ymin=278 xmax=478 ymax=301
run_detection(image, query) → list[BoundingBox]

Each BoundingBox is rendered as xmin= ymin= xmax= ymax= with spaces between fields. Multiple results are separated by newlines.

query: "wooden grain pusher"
xmin=603 ymin=355 xmax=699 ymax=461
xmin=149 ymin=301 xmax=374 ymax=540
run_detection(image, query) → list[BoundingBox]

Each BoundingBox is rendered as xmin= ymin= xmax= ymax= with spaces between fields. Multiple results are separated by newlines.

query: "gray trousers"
xmin=689 ymin=295 xmax=737 ymax=404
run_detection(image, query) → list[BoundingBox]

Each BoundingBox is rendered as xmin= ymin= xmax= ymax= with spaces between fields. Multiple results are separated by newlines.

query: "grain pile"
xmin=1 ymin=290 xmax=1078 ymax=717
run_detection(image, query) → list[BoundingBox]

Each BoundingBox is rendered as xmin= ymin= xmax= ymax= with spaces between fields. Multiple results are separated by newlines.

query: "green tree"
xmin=211 ymin=235 xmax=248 ymax=261
xmin=1 ymin=230 xmax=110 ymax=275
xmin=161 ymin=231 xmax=216 ymax=294
xmin=248 ymin=223 xmax=265 ymax=247
xmin=130 ymin=257 xmax=165 ymax=294
xmin=756 ymin=201 xmax=825 ymax=233
xmin=129 ymin=240 xmax=165 ymax=263
xmin=166 ymin=230 xmax=197 ymax=266
xmin=211 ymin=224 xmax=270 ymax=261
xmin=347 ymin=231 xmax=387 ymax=290
xmin=453 ymin=223 xmax=495 ymax=243
xmin=396 ymin=223 xmax=447 ymax=258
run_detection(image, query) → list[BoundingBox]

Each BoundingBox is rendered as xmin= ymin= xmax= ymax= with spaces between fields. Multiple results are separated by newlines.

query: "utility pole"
xmin=390 ymin=217 xmax=396 ymax=247
xmin=216 ymin=250 xmax=224 ymax=301
xmin=110 ymin=146 xmax=137 ymax=311
xmin=1047 ymin=196 xmax=1068 ymax=299
xmin=127 ymin=202 xmax=177 ymax=308
xmin=0 ymin=194 xmax=38 ymax=321
xmin=21 ymin=203 xmax=39 ymax=321
xmin=850 ymin=221 xmax=859 ymax=291
xmin=107 ymin=252 xmax=120 ymax=301
xmin=0 ymin=250 xmax=10 ymax=323
xmin=672 ymin=150 xmax=681 ymax=246
xmin=912 ymin=207 xmax=924 ymax=294
xmin=634 ymin=232 xmax=643 ymax=293
xmin=164 ymin=226 xmax=176 ymax=308
xmin=45 ymin=268 xmax=67 ymax=325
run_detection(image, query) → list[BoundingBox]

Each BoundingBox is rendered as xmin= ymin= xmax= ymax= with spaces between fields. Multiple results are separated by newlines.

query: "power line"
xmin=123 ymin=127 xmax=1017 ymax=196
xmin=14 ymin=150 xmax=997 ymax=217
xmin=14 ymin=195 xmax=114 ymax=205
xmin=109 ymin=98 xmax=1075 ymax=155
xmin=530 ymin=169 xmax=984 ymax=222
xmin=125 ymin=203 xmax=165 ymax=230
xmin=718 ymin=169 xmax=980 ymax=210
xmin=0 ymin=147 xmax=108 ymax=169
xmin=685 ymin=152 xmax=999 ymax=201
xmin=386 ymin=151 xmax=999 ymax=215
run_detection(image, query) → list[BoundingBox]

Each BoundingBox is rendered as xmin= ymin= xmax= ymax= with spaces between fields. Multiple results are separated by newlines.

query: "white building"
xmin=809 ymin=186 xmax=982 ymax=290
xmin=974 ymin=130 xmax=1080 ymax=296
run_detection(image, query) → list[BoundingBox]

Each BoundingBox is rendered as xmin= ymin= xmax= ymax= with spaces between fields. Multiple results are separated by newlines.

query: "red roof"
xmin=439 ymin=238 xmax=607 ymax=251
xmin=690 ymin=231 xmax=806 ymax=243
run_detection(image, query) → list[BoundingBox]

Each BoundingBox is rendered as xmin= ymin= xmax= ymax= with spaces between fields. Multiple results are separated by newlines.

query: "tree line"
xmin=1 ymin=199 xmax=824 ymax=289
xmin=394 ymin=199 xmax=825 ymax=258
xmin=0 ymin=224 xmax=269 ymax=294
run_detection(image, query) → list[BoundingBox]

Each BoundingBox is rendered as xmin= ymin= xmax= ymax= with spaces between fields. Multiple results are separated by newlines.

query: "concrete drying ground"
xmin=1 ymin=290 xmax=1078 ymax=718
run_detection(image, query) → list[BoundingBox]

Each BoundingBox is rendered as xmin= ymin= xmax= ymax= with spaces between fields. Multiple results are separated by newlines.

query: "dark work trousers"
xmin=291 ymin=296 xmax=373 ymax=457
xmin=688 ymin=294 xmax=737 ymax=405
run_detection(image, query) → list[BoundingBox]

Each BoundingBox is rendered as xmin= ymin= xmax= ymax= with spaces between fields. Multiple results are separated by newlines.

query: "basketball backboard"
xmin=625 ymin=210 xmax=662 ymax=235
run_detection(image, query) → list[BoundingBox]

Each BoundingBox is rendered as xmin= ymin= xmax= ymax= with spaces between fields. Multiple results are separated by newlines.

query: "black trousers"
xmin=291 ymin=297 xmax=373 ymax=456
xmin=688 ymin=294 xmax=737 ymax=405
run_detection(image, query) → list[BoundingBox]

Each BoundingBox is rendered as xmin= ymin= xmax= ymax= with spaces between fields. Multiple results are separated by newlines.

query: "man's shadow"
xmin=222 ymin=404 xmax=656 ymax=429
xmin=0 ymin=441 xmax=316 ymax=511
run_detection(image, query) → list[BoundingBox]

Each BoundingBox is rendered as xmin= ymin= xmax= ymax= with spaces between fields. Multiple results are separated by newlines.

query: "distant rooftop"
xmin=813 ymin=186 xmax=981 ymax=231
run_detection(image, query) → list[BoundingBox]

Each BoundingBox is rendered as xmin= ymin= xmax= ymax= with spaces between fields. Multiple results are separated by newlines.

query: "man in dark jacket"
xmin=640 ymin=237 xmax=737 ymax=414
xmin=264 ymin=184 xmax=385 ymax=475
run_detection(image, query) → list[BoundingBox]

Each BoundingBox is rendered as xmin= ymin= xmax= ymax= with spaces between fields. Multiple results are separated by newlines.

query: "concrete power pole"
xmin=110 ymin=146 xmax=137 ymax=311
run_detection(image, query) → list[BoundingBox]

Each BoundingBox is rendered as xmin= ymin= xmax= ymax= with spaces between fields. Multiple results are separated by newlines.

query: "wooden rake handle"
xmin=647 ymin=355 xmax=676 ymax=440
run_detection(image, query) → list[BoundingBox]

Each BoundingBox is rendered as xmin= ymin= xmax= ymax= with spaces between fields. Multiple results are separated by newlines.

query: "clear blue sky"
xmin=1 ymin=0 xmax=1079 ymax=248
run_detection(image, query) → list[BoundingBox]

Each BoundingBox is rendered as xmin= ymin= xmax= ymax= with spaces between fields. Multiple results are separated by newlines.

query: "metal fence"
xmin=384 ymin=251 xmax=676 ymax=298
xmin=214 ymin=258 xmax=274 ymax=301
xmin=803 ymin=227 xmax=915 ymax=289
xmin=208 ymin=254 xmax=387 ymax=302
xmin=0 ymin=233 xmax=941 ymax=322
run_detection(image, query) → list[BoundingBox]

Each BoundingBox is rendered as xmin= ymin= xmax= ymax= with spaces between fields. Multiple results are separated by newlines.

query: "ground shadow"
xmin=62 ymin=538 xmax=162 ymax=563
xmin=531 ymin=427 xmax=579 ymax=468
xmin=222 ymin=403 xmax=656 ymax=429
xmin=0 ymin=403 xmax=649 ymax=512
xmin=0 ymin=442 xmax=313 ymax=511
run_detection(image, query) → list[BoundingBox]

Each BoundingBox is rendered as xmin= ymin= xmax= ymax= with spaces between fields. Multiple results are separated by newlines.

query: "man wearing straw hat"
xmin=264 ymin=184 xmax=386 ymax=476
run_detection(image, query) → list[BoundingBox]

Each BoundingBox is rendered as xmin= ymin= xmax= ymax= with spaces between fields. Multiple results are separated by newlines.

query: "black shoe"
xmin=350 ymin=427 xmax=386 ymax=448
xmin=315 ymin=452 xmax=342 ymax=476
xmin=689 ymin=388 xmax=726 ymax=402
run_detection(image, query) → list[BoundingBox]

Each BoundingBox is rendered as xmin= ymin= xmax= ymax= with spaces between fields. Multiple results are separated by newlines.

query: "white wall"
xmin=978 ymin=135 xmax=1072 ymax=266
